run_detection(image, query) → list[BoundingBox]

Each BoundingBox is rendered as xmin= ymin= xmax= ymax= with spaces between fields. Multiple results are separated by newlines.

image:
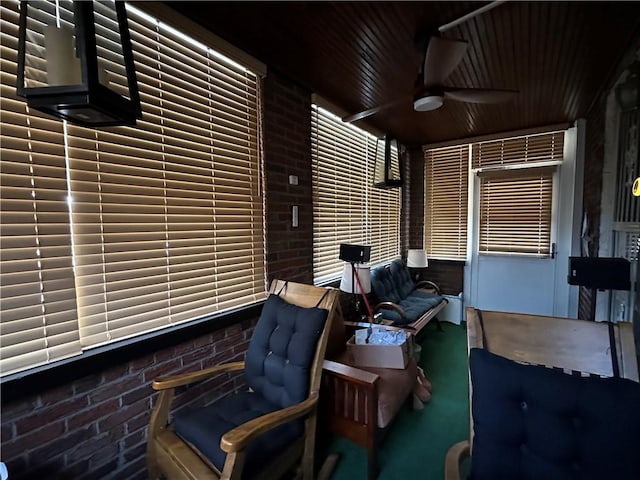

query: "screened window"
xmin=311 ymin=105 xmax=400 ymax=284
xmin=0 ymin=1 xmax=265 ymax=376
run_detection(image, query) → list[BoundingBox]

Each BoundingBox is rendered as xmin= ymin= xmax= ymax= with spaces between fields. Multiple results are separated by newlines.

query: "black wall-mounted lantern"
xmin=16 ymin=0 xmax=141 ymax=127
xmin=615 ymin=61 xmax=640 ymax=112
xmin=374 ymin=135 xmax=403 ymax=188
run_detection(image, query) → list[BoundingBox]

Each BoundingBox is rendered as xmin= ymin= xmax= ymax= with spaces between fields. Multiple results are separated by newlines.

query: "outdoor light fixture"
xmin=615 ymin=61 xmax=640 ymax=112
xmin=17 ymin=0 xmax=141 ymax=127
xmin=374 ymin=135 xmax=403 ymax=188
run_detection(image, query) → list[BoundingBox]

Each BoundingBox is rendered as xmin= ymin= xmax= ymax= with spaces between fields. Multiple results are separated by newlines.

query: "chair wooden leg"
xmin=367 ymin=437 xmax=378 ymax=480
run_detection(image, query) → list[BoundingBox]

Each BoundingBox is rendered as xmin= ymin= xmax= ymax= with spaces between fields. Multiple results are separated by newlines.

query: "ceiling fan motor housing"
xmin=413 ymin=94 xmax=443 ymax=112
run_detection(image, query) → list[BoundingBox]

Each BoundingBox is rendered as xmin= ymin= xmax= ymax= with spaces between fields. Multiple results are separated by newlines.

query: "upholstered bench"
xmin=370 ymin=259 xmax=447 ymax=334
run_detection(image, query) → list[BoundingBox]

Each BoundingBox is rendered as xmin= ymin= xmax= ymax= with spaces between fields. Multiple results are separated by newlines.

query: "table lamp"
xmin=407 ymin=249 xmax=429 ymax=282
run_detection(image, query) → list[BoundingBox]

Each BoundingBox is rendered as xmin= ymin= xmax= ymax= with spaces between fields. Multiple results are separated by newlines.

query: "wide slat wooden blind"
xmin=473 ymin=132 xmax=563 ymax=255
xmin=0 ymin=1 xmax=81 ymax=375
xmin=0 ymin=1 xmax=265 ymax=374
xmin=312 ymin=106 xmax=400 ymax=284
xmin=478 ymin=168 xmax=554 ymax=255
xmin=424 ymin=145 xmax=469 ymax=260
xmin=472 ymin=131 xmax=564 ymax=168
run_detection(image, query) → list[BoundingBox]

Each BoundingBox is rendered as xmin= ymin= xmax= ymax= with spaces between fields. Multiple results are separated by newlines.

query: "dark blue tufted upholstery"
xmin=390 ymin=259 xmax=414 ymax=299
xmin=469 ymin=347 xmax=640 ymax=480
xmin=371 ymin=260 xmax=443 ymax=325
xmin=371 ymin=266 xmax=402 ymax=303
xmin=172 ymin=294 xmax=328 ymax=478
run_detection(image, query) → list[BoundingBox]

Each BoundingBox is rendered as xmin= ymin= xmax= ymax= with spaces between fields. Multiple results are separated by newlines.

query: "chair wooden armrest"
xmin=221 ymin=393 xmax=319 ymax=453
xmin=149 ymin=362 xmax=246 ymax=441
xmin=373 ymin=301 xmax=407 ymax=319
xmin=342 ymin=321 xmax=408 ymax=334
xmin=151 ymin=361 xmax=245 ymax=390
xmin=445 ymin=440 xmax=470 ymax=480
xmin=323 ymin=359 xmax=380 ymax=385
xmin=415 ymin=280 xmax=441 ymax=294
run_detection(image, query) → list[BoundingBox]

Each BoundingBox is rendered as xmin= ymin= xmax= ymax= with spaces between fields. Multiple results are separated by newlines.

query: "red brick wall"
xmin=264 ymin=73 xmax=314 ymax=284
xmin=0 ymin=71 xmax=313 ymax=480
xmin=0 ymin=323 xmax=255 ymax=480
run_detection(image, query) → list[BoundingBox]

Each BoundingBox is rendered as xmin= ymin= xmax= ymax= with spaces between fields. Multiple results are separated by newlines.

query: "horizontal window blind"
xmin=424 ymin=145 xmax=469 ymax=260
xmin=0 ymin=1 xmax=81 ymax=375
xmin=312 ymin=106 xmax=399 ymax=284
xmin=67 ymin=6 xmax=265 ymax=347
xmin=474 ymin=131 xmax=562 ymax=256
xmin=472 ymin=131 xmax=564 ymax=168
xmin=478 ymin=167 xmax=554 ymax=255
xmin=0 ymin=1 xmax=265 ymax=374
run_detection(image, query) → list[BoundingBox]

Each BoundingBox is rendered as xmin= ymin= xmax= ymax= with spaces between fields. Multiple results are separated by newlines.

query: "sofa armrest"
xmin=374 ymin=301 xmax=407 ymax=319
xmin=415 ymin=280 xmax=441 ymax=294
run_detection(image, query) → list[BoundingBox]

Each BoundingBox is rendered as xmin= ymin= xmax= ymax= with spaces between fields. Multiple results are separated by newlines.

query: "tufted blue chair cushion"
xmin=469 ymin=347 xmax=640 ymax=480
xmin=245 ymin=293 xmax=328 ymax=407
xmin=172 ymin=293 xmax=328 ymax=477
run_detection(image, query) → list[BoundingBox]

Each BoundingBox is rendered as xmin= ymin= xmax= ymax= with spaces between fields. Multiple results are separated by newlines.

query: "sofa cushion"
xmin=371 ymin=266 xmax=402 ymax=303
xmin=469 ymin=347 xmax=640 ymax=480
xmin=390 ymin=259 xmax=415 ymax=299
xmin=376 ymin=294 xmax=443 ymax=325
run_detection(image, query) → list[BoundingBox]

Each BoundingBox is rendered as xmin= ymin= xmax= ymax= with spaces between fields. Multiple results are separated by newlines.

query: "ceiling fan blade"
xmin=443 ymin=87 xmax=517 ymax=104
xmin=423 ymin=36 xmax=468 ymax=87
xmin=342 ymin=94 xmax=413 ymax=123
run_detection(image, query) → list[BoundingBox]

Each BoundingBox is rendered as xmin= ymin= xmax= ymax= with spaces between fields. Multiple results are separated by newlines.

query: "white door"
xmin=466 ymin=124 xmax=584 ymax=317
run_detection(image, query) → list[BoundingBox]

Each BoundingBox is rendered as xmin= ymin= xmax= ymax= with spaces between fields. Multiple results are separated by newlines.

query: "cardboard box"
xmin=346 ymin=333 xmax=410 ymax=369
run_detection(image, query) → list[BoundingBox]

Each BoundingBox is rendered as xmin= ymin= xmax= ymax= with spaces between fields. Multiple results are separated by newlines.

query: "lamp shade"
xmin=17 ymin=0 xmax=142 ymax=127
xmin=407 ymin=249 xmax=428 ymax=268
xmin=339 ymin=264 xmax=371 ymax=294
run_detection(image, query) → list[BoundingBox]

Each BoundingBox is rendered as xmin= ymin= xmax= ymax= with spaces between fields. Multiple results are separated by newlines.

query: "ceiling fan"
xmin=343 ymin=0 xmax=516 ymax=123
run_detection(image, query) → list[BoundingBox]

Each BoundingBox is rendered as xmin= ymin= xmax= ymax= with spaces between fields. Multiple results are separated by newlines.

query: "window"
xmin=424 ymin=131 xmax=564 ymax=259
xmin=478 ymin=168 xmax=554 ymax=255
xmin=424 ymin=145 xmax=469 ymax=260
xmin=0 ymin=1 xmax=265 ymax=376
xmin=473 ymin=132 xmax=563 ymax=256
xmin=311 ymin=105 xmax=400 ymax=284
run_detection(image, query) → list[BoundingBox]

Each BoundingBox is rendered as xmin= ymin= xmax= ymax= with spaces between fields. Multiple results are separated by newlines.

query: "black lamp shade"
xmin=16 ymin=0 xmax=141 ymax=127
xmin=374 ymin=135 xmax=403 ymax=188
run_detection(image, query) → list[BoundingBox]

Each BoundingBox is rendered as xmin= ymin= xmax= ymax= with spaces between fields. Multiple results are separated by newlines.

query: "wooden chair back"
xmin=466 ymin=308 xmax=638 ymax=380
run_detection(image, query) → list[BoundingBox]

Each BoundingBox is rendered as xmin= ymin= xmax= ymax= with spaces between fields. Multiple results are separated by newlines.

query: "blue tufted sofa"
xmin=370 ymin=259 xmax=447 ymax=334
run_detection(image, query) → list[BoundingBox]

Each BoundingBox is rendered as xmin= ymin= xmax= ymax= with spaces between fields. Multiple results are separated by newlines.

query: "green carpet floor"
xmin=325 ymin=322 xmax=469 ymax=479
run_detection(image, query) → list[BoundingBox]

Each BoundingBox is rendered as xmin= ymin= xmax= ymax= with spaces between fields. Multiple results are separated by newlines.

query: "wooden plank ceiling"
xmin=167 ymin=1 xmax=640 ymax=147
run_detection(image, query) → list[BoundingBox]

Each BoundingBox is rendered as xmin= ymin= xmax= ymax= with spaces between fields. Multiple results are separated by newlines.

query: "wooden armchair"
xmin=147 ymin=280 xmax=338 ymax=480
xmin=320 ymin=305 xmax=418 ymax=480
xmin=445 ymin=307 xmax=640 ymax=480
